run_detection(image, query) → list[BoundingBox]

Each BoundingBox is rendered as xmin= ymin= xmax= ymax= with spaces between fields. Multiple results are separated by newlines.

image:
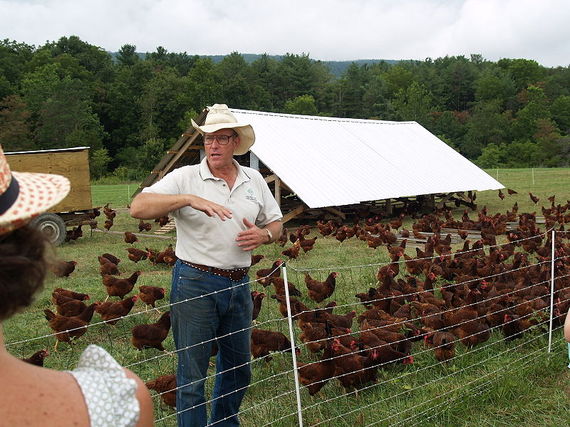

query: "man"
xmin=130 ymin=104 xmax=283 ymax=426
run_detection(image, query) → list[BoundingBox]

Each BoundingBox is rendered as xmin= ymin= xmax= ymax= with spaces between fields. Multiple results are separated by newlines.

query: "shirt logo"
xmin=245 ymin=188 xmax=258 ymax=202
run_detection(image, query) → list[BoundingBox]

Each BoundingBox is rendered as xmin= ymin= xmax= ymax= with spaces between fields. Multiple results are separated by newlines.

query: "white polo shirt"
xmin=142 ymin=158 xmax=282 ymax=269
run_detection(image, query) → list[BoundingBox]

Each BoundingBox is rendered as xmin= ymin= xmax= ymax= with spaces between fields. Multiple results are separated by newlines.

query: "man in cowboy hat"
xmin=130 ymin=104 xmax=282 ymax=426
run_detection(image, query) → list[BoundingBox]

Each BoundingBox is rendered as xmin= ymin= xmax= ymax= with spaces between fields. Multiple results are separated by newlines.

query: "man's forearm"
xmin=130 ymin=193 xmax=190 ymax=219
xmin=264 ymin=220 xmax=283 ymax=244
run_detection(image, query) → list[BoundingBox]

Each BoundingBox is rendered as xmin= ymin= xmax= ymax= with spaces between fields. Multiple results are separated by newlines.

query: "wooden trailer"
xmin=5 ymin=147 xmax=98 ymax=245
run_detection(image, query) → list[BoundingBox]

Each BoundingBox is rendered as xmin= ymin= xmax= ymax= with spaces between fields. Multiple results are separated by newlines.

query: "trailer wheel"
xmin=30 ymin=213 xmax=67 ymax=246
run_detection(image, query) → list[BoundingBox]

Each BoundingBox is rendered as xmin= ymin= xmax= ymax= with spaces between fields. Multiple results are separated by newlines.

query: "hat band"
xmin=0 ymin=176 xmax=20 ymax=215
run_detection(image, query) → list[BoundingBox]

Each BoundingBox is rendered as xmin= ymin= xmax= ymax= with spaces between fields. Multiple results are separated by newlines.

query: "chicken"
xmin=44 ymin=303 xmax=99 ymax=350
xmin=425 ymin=331 xmax=457 ymax=362
xmin=131 ymin=311 xmax=171 ymax=351
xmin=155 ymin=244 xmax=176 ymax=265
xmin=251 ymin=291 xmax=266 ymax=321
xmin=304 ymin=272 xmax=337 ymax=303
xmin=507 ymin=188 xmax=518 ymax=195
xmin=281 ymin=240 xmax=301 ymax=259
xmin=52 ymin=288 xmax=90 ymax=302
xmin=251 ymin=328 xmax=298 ymax=360
xmin=102 ymin=271 xmax=141 ymax=300
xmin=251 ymin=254 xmax=265 ymax=266
xmin=154 ymin=215 xmax=170 ymax=227
xmin=320 ymin=310 xmax=356 ymax=329
xmin=101 ymin=252 xmax=121 ymax=265
xmin=350 ymin=337 xmax=413 ymax=368
xmin=498 ymin=189 xmax=505 ymax=200
xmin=529 ymin=192 xmax=540 ymax=204
xmin=138 ymin=219 xmax=152 ymax=232
xmin=267 ymin=276 xmax=302 ymax=297
xmin=103 ymin=203 xmax=116 ymax=219
xmin=127 ymin=247 xmax=148 ymax=263
xmin=138 ymin=285 xmax=166 ymax=309
xmin=104 ymin=219 xmax=114 ymax=231
xmin=50 ymin=260 xmax=77 ymax=278
xmin=453 ymin=320 xmax=490 ymax=348
xmin=98 ymin=255 xmax=119 ymax=275
xmin=501 ymin=313 xmax=531 ymax=341
xmin=96 ymin=295 xmax=138 ymax=325
xmin=21 ymin=349 xmax=49 ymax=366
xmin=299 ymin=235 xmax=318 ymax=253
xmin=331 ymin=340 xmax=379 ymax=392
xmin=299 ymin=321 xmax=351 ymax=353
xmin=146 ymin=374 xmax=176 ymax=408
xmin=256 ymin=259 xmax=282 ymax=286
xmin=124 ymin=231 xmax=138 ymax=244
xmin=64 ymin=225 xmax=83 ymax=242
xmin=297 ymin=340 xmax=336 ymax=395
xmin=52 ymin=292 xmax=88 ymax=317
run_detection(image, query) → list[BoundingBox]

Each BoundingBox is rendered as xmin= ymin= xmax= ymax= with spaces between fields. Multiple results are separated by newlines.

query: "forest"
xmin=1 ymin=35 xmax=569 ymax=181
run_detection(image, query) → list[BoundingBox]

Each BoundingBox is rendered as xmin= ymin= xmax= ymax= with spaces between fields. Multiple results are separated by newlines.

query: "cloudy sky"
xmin=1 ymin=0 xmax=569 ymax=67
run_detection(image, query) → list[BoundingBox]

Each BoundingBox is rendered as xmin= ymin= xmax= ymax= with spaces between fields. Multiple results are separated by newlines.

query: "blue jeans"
xmin=171 ymin=260 xmax=253 ymax=427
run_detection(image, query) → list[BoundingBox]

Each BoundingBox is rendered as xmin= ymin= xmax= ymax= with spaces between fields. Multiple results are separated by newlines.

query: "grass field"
xmin=4 ymin=168 xmax=570 ymax=426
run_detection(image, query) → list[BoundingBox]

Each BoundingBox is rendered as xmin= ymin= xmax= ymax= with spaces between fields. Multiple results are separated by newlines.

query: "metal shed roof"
xmin=231 ymin=109 xmax=503 ymax=209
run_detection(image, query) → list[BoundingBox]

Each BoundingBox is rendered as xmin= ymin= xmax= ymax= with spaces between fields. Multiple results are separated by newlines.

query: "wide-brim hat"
xmin=0 ymin=145 xmax=70 ymax=235
xmin=191 ymin=104 xmax=255 ymax=155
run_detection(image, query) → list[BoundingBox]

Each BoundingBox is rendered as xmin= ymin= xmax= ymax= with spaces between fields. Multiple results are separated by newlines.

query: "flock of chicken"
xmin=245 ymin=193 xmax=570 ymax=398
xmin=22 ymin=192 xmax=570 ymax=410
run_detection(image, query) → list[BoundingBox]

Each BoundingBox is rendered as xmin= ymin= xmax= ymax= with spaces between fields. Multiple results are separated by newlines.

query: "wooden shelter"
xmin=136 ymin=107 xmax=503 ymax=224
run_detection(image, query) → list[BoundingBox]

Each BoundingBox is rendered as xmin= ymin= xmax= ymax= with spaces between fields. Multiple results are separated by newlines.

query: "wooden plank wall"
xmin=8 ymin=149 xmax=92 ymax=212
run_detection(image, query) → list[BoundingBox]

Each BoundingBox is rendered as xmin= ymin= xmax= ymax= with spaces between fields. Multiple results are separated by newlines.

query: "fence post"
xmin=548 ymin=229 xmax=555 ymax=353
xmin=281 ymin=263 xmax=304 ymax=426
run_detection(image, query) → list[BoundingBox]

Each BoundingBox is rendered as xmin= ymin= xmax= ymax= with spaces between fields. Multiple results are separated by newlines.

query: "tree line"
xmin=0 ymin=36 xmax=569 ymax=180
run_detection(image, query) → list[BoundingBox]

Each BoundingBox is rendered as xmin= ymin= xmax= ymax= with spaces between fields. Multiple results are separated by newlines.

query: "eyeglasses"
xmin=204 ymin=134 xmax=235 ymax=145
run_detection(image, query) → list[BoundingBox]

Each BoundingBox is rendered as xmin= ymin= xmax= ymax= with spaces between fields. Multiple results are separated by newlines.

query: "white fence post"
xmin=281 ymin=263 xmax=304 ymax=426
xmin=548 ymin=229 xmax=555 ymax=353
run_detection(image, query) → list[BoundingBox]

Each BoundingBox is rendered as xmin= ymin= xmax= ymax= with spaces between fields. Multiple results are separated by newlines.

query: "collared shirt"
xmin=142 ymin=158 xmax=282 ymax=268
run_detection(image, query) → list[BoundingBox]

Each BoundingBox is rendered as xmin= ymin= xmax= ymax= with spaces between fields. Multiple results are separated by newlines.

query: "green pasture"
xmin=3 ymin=168 xmax=570 ymax=426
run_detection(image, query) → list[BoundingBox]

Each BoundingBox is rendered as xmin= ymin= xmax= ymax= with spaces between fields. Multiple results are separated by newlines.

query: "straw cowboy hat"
xmin=191 ymin=104 xmax=255 ymax=155
xmin=0 ymin=145 xmax=70 ymax=235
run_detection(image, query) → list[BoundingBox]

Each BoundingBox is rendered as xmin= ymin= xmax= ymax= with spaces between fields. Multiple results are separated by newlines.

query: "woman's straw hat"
xmin=0 ymin=145 xmax=70 ymax=235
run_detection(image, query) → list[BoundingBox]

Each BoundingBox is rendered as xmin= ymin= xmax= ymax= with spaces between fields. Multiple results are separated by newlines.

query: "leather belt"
xmin=182 ymin=261 xmax=249 ymax=281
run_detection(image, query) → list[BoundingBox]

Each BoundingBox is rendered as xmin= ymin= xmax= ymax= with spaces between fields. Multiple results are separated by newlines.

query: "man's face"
xmin=204 ymin=129 xmax=239 ymax=169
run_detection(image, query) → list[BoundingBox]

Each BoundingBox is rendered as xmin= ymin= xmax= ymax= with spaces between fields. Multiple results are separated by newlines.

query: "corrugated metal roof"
xmin=231 ymin=109 xmax=503 ymax=209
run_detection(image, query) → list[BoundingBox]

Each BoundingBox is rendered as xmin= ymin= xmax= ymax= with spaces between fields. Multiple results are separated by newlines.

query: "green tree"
xmin=497 ymin=58 xmax=545 ymax=92
xmin=511 ymin=85 xmax=551 ymax=141
xmin=284 ymin=94 xmax=318 ymax=115
xmin=20 ymin=63 xmax=61 ymax=114
xmin=463 ymin=99 xmax=511 ymax=158
xmin=440 ymin=56 xmax=476 ymax=111
xmin=0 ymin=94 xmax=34 ymax=151
xmin=551 ymin=95 xmax=570 ymax=133
xmin=0 ymin=39 xmax=35 ymax=96
xmin=216 ymin=52 xmax=254 ymax=108
xmin=383 ymin=65 xmax=414 ymax=97
xmin=90 ymin=147 xmax=111 ymax=179
xmin=476 ymin=143 xmax=504 ymax=168
xmin=503 ymin=140 xmax=541 ymax=167
xmin=474 ymin=67 xmax=516 ymax=106
xmin=116 ymin=44 xmax=139 ymax=67
xmin=392 ymin=81 xmax=436 ymax=126
xmin=337 ymin=63 xmax=369 ymax=117
xmin=534 ymin=118 xmax=563 ymax=166
xmin=35 ymin=77 xmax=106 ymax=150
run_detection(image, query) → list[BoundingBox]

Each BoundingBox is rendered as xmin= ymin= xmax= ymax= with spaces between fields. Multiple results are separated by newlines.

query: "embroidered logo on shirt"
xmin=245 ymin=187 xmax=258 ymax=202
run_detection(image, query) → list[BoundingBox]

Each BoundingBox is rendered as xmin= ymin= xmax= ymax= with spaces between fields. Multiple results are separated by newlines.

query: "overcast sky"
xmin=1 ymin=0 xmax=569 ymax=67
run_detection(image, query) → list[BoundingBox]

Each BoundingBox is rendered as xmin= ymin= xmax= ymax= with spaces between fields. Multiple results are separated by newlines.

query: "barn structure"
xmin=136 ymin=107 xmax=503 ymax=224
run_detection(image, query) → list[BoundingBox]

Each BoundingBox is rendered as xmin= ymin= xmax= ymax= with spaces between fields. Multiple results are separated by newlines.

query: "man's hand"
xmin=236 ymin=218 xmax=267 ymax=251
xmin=188 ymin=195 xmax=233 ymax=221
